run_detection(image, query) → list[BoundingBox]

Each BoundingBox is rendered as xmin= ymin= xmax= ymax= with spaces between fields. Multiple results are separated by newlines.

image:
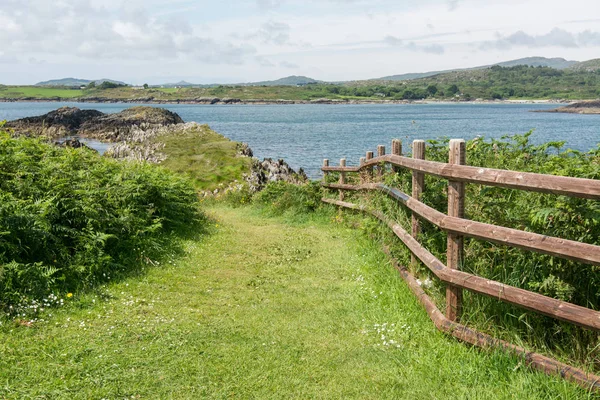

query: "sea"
xmin=1 ymin=102 xmax=598 ymax=178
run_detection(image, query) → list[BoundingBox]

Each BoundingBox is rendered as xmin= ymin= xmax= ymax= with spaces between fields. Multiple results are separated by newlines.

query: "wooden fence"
xmin=321 ymin=139 xmax=600 ymax=391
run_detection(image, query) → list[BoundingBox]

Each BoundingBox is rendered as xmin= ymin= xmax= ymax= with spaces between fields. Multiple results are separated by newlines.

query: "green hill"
xmin=378 ymin=57 xmax=578 ymax=81
xmin=35 ymin=78 xmax=128 ymax=87
xmin=244 ymin=75 xmax=321 ymax=86
xmin=568 ymin=58 xmax=600 ymax=72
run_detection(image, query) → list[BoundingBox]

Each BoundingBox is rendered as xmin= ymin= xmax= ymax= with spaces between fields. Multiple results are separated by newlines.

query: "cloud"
xmin=578 ymin=30 xmax=600 ymax=46
xmin=0 ymin=0 xmax=256 ymax=64
xmin=384 ymin=35 xmax=403 ymax=46
xmin=480 ymin=28 xmax=600 ymax=50
xmin=407 ymin=42 xmax=445 ymax=54
xmin=384 ymin=35 xmax=445 ymax=54
xmin=279 ymin=61 xmax=299 ymax=68
xmin=447 ymin=0 xmax=459 ymax=11
xmin=256 ymin=21 xmax=291 ymax=45
xmin=256 ymin=0 xmax=283 ymax=10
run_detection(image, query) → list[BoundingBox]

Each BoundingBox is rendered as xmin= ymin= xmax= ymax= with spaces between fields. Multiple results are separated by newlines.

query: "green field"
xmin=0 ymin=85 xmax=85 ymax=99
xmin=0 ymin=204 xmax=589 ymax=399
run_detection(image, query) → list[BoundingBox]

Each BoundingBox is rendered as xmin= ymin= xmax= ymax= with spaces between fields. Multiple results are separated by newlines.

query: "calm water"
xmin=1 ymin=102 xmax=599 ymax=178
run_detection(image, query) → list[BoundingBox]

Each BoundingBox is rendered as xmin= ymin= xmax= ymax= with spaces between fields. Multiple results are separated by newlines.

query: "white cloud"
xmin=1 ymin=0 xmax=600 ymax=84
xmin=256 ymin=21 xmax=292 ymax=45
xmin=0 ymin=0 xmax=255 ymax=64
xmin=280 ymin=61 xmax=299 ymax=68
xmin=385 ymin=35 xmax=445 ymax=54
xmin=480 ymin=28 xmax=600 ymax=50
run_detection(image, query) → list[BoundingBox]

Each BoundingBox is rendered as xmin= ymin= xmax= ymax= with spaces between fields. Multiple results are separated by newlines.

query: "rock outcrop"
xmin=6 ymin=106 xmax=183 ymax=141
xmin=6 ymin=107 xmax=103 ymax=137
xmin=541 ymin=100 xmax=600 ymax=114
xmin=244 ymin=158 xmax=307 ymax=193
xmin=79 ymin=107 xmax=183 ymax=141
xmin=8 ymin=106 xmax=307 ymax=193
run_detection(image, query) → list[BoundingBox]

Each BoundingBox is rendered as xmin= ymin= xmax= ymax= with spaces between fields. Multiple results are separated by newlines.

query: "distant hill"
xmin=378 ymin=57 xmax=578 ymax=81
xmin=35 ymin=78 xmax=128 ymax=87
xmin=155 ymin=75 xmax=321 ymax=88
xmin=158 ymin=81 xmax=203 ymax=88
xmin=495 ymin=57 xmax=577 ymax=69
xmin=244 ymin=75 xmax=321 ymax=86
xmin=568 ymin=59 xmax=600 ymax=72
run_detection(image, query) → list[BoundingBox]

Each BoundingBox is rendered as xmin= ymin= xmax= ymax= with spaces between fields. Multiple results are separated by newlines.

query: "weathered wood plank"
xmin=391 ymin=139 xmax=402 ymax=173
xmin=447 ymin=139 xmax=465 ymax=322
xmin=411 ymin=140 xmax=425 ymax=268
xmin=322 ymin=155 xmax=600 ymax=199
xmin=322 ymin=197 xmax=600 ymax=331
xmin=377 ymin=145 xmax=386 ymax=180
xmin=339 ymin=158 xmax=346 ymax=201
xmin=366 ymin=151 xmax=374 ymax=182
xmin=322 ymin=182 xmax=600 ymax=266
xmin=322 ymin=159 xmax=329 ymax=183
xmin=384 ymin=249 xmax=600 ymax=392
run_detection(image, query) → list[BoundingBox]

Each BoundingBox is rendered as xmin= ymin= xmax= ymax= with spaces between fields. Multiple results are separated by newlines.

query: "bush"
xmin=0 ymin=133 xmax=203 ymax=312
xmin=253 ymin=181 xmax=323 ymax=216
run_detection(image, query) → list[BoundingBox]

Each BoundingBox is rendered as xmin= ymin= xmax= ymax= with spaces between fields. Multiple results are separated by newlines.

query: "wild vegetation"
xmin=321 ymin=132 xmax=600 ymax=371
xmin=0 ymin=131 xmax=204 ymax=315
xmin=1 ymin=113 xmax=599 ymax=396
xmin=2 ymin=65 xmax=600 ymax=101
xmin=0 ymin=202 xmax=590 ymax=398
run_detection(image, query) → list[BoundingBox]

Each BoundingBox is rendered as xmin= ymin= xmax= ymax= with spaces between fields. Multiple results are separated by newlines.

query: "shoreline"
xmin=0 ymin=98 xmax=573 ymax=106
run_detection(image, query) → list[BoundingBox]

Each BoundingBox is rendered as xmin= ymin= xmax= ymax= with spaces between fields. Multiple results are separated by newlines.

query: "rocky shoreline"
xmin=0 ymin=97 xmax=570 ymax=105
xmin=537 ymin=100 xmax=600 ymax=114
xmin=6 ymin=106 xmax=307 ymax=193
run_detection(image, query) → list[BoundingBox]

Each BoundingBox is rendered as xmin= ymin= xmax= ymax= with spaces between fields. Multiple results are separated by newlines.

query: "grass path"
xmin=0 ymin=205 xmax=590 ymax=399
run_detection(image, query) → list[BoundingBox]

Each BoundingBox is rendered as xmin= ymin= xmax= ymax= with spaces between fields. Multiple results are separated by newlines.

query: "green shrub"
xmin=253 ymin=181 xmax=323 ymax=216
xmin=0 ymin=132 xmax=204 ymax=313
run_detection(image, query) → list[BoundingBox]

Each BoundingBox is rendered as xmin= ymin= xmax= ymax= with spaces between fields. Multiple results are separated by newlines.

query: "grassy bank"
xmin=0 ymin=204 xmax=589 ymax=399
xmin=153 ymin=124 xmax=252 ymax=191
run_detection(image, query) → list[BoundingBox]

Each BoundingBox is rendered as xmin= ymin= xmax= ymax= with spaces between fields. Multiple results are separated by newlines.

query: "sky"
xmin=0 ymin=0 xmax=599 ymax=85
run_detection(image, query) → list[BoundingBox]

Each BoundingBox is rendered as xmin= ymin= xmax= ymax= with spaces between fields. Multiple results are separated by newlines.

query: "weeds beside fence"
xmin=320 ymin=132 xmax=600 ymax=391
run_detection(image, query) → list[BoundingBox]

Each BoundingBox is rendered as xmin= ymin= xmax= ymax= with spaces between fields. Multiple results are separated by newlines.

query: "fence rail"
xmin=320 ymin=139 xmax=600 ymax=391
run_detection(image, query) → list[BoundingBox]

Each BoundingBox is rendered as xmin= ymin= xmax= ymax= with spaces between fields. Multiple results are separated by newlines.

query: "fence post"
xmin=366 ymin=151 xmax=374 ymax=182
xmin=446 ymin=139 xmax=466 ymax=322
xmin=359 ymin=157 xmax=366 ymax=184
xmin=322 ymin=159 xmax=329 ymax=183
xmin=339 ymin=158 xmax=346 ymax=201
xmin=411 ymin=140 xmax=425 ymax=267
xmin=392 ymin=139 xmax=402 ymax=173
xmin=377 ymin=145 xmax=386 ymax=180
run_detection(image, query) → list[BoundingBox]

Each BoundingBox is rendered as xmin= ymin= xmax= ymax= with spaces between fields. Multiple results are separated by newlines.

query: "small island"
xmin=542 ymin=100 xmax=600 ymax=114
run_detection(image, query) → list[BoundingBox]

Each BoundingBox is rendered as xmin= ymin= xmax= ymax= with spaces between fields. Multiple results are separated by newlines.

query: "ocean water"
xmin=1 ymin=102 xmax=598 ymax=178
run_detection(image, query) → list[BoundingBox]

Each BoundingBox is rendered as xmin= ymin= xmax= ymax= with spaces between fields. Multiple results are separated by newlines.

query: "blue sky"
xmin=0 ymin=0 xmax=599 ymax=84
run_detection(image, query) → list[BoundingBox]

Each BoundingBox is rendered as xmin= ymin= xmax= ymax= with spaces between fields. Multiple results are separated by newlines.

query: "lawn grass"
xmin=0 ymin=204 xmax=591 ymax=399
xmin=157 ymin=125 xmax=252 ymax=191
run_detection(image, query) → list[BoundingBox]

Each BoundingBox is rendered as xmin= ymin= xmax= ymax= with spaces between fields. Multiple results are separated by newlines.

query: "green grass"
xmin=0 ymin=204 xmax=591 ymax=399
xmin=0 ymin=86 xmax=84 ymax=99
xmin=157 ymin=124 xmax=252 ymax=191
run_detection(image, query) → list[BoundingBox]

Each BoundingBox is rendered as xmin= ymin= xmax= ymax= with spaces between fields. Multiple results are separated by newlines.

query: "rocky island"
xmin=7 ymin=106 xmax=307 ymax=193
xmin=542 ymin=100 xmax=600 ymax=114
